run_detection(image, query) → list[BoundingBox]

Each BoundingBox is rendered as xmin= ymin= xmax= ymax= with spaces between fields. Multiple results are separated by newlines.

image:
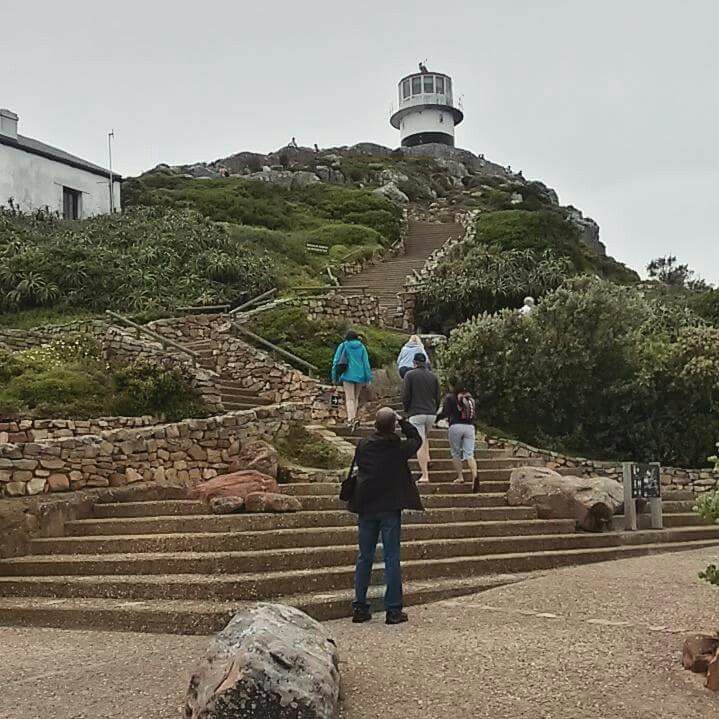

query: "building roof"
xmin=0 ymin=132 xmax=122 ymax=181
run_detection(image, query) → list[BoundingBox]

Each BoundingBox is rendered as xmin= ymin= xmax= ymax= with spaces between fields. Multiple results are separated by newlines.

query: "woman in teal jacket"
xmin=332 ymin=330 xmax=373 ymax=427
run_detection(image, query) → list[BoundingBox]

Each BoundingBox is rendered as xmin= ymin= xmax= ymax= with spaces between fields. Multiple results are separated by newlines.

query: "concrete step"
xmin=65 ymin=506 xmax=539 ymax=537
xmin=92 ymin=493 xmax=511 ymax=518
xmin=0 ymin=574 xmax=525 ymax=634
xmin=2 ymin=536 xmax=717 ymax=601
xmin=31 ymin=519 xmax=576 ymax=555
xmin=281 ymin=481 xmax=510 ymax=495
xmin=14 ymin=528 xmax=715 ymax=577
xmin=221 ymin=400 xmax=262 ymax=411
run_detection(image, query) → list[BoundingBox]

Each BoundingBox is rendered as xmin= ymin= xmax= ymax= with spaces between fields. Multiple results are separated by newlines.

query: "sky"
xmin=3 ymin=0 xmax=718 ymax=282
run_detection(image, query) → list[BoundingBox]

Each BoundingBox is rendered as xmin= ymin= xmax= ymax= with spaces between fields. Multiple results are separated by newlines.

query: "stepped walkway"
xmin=0 ymin=428 xmax=716 ymax=635
xmin=343 ymin=220 xmax=463 ymax=322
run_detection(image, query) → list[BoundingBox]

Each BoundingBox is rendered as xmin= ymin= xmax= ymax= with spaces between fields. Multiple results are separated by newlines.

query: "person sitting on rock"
xmin=519 ymin=296 xmax=536 ymax=315
xmin=347 ymin=407 xmax=423 ymax=625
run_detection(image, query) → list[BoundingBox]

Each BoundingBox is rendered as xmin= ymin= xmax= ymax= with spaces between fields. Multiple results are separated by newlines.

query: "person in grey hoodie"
xmin=401 ymin=353 xmax=441 ymax=483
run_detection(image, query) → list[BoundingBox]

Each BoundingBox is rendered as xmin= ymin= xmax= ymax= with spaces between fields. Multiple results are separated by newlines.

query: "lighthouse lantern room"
xmin=390 ymin=64 xmax=464 ymax=148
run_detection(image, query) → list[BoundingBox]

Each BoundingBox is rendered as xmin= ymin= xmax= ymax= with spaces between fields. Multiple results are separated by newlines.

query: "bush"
xmin=692 ymin=289 xmax=719 ymax=327
xmin=109 ymin=363 xmax=207 ymax=422
xmin=306 ymin=224 xmax=383 ymax=248
xmin=439 ymin=276 xmax=719 ymax=466
xmin=416 ymin=247 xmax=572 ymax=332
xmin=0 ymin=206 xmax=275 ymax=313
xmin=275 ymin=424 xmax=347 ymax=469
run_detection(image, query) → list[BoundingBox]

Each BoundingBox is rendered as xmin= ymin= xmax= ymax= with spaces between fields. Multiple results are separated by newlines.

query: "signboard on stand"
xmin=622 ymin=462 xmax=663 ymax=530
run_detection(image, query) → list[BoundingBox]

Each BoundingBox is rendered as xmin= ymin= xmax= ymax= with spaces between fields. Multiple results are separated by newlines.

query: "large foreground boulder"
xmin=193 ymin=470 xmax=278 ymax=502
xmin=185 ymin=603 xmax=340 ymax=718
xmin=507 ymin=467 xmax=624 ymax=531
xmin=683 ymin=634 xmax=719 ymax=673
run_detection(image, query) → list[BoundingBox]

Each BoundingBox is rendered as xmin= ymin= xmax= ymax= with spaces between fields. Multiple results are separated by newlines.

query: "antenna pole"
xmin=108 ymin=130 xmax=115 ymax=213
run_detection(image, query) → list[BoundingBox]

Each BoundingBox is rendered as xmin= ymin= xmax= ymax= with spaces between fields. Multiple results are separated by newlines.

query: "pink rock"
xmin=193 ymin=470 xmax=278 ymax=502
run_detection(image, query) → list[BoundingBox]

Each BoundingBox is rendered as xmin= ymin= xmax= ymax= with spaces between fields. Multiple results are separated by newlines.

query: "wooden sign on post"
xmin=622 ymin=462 xmax=663 ymax=530
xmin=330 ymin=394 xmax=343 ymax=408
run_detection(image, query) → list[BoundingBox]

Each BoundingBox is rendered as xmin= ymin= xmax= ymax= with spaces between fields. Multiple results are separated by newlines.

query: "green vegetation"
xmin=0 ymin=206 xmax=274 ymax=315
xmin=275 ymin=424 xmax=347 ymax=469
xmin=694 ymin=444 xmax=719 ymax=585
xmin=0 ymin=335 xmax=206 ymax=421
xmin=122 ymin=174 xmax=402 ymax=243
xmin=691 ymin=289 xmax=719 ymax=327
xmin=248 ymin=306 xmax=406 ymax=380
xmin=439 ymin=276 xmax=719 ymax=467
xmin=417 ymin=247 xmax=573 ymax=332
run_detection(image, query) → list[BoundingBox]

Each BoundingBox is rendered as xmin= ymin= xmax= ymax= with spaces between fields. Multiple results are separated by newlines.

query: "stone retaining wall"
xmin=296 ymin=292 xmax=382 ymax=327
xmin=0 ymin=403 xmax=307 ymax=498
xmin=484 ymin=434 xmax=717 ymax=495
xmin=0 ymin=319 xmax=107 ymax=352
xmin=0 ymin=416 xmax=158 ymax=444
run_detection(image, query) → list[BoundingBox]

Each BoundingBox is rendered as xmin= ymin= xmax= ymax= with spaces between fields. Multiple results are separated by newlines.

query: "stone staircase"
xmin=183 ymin=337 xmax=272 ymax=412
xmin=0 ymin=428 xmax=716 ymax=635
xmin=343 ymin=220 xmax=463 ymax=325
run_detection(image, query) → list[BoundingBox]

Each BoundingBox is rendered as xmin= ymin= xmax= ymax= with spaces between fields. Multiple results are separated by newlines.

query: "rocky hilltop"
xmin=143 ymin=141 xmax=608 ymax=259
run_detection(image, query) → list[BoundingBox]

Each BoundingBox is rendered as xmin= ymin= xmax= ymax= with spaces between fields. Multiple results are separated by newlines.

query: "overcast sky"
xmin=3 ymin=0 xmax=717 ymax=282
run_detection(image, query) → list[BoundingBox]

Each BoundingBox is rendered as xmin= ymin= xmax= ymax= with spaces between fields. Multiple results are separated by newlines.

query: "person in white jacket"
xmin=396 ymin=335 xmax=430 ymax=379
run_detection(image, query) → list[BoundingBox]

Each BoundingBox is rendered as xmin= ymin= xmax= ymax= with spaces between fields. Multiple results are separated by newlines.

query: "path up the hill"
xmin=342 ymin=220 xmax=463 ymax=323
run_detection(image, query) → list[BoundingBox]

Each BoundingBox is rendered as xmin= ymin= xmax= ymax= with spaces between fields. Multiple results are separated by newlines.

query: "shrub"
xmin=275 ymin=424 xmax=346 ymax=469
xmin=439 ymin=276 xmax=719 ymax=466
xmin=306 ymin=224 xmax=383 ymax=248
xmin=416 ymin=246 xmax=573 ymax=332
xmin=109 ymin=363 xmax=207 ymax=422
xmin=0 ymin=206 xmax=275 ymax=313
xmin=692 ymin=289 xmax=719 ymax=327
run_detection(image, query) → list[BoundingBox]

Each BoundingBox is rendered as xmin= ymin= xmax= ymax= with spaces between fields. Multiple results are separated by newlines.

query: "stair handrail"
xmin=175 ymin=303 xmax=231 ymax=314
xmin=325 ymin=265 xmax=340 ymax=287
xmin=293 ymin=285 xmax=369 ymax=296
xmin=228 ymin=288 xmax=278 ymax=316
xmin=231 ymin=321 xmax=319 ymax=377
xmin=105 ymin=311 xmax=200 ymax=359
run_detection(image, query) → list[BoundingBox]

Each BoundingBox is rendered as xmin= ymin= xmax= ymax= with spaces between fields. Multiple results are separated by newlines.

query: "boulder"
xmin=507 ymin=467 xmax=624 ymax=532
xmin=185 ymin=603 xmax=340 ymax=719
xmin=683 ymin=634 xmax=719 ymax=673
xmin=230 ymin=440 xmax=279 ymax=478
xmin=245 ymin=492 xmax=302 ymax=513
xmin=210 ymin=496 xmax=245 ymax=515
xmin=372 ymin=182 xmax=409 ymax=205
xmin=193 ymin=470 xmax=278 ymax=503
xmin=707 ymin=648 xmax=719 ymax=691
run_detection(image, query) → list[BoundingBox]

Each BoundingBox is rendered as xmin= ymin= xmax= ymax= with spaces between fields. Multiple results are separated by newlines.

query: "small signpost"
xmin=306 ymin=242 xmax=330 ymax=255
xmin=622 ymin=462 xmax=663 ymax=530
xmin=330 ymin=394 xmax=343 ymax=408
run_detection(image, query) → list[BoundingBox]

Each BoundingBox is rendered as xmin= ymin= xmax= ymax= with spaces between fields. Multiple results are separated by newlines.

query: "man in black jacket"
xmin=348 ymin=407 xmax=423 ymax=625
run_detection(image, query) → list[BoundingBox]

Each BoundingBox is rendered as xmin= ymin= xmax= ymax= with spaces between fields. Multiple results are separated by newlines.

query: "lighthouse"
xmin=390 ymin=64 xmax=464 ymax=148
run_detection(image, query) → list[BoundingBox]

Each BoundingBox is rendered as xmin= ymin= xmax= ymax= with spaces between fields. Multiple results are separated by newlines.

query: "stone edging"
xmin=0 ymin=416 xmax=159 ymax=443
xmin=483 ymin=434 xmax=718 ymax=494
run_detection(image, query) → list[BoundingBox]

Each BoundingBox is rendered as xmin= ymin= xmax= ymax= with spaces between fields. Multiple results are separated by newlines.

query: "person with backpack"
xmin=331 ymin=330 xmax=373 ymax=429
xmin=436 ymin=380 xmax=478 ymax=489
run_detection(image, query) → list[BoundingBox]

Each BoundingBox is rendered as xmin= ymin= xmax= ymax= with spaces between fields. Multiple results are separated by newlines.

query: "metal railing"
xmin=232 ymin=321 xmax=319 ymax=378
xmin=294 ymin=285 xmax=370 ymax=296
xmin=105 ymin=311 xmax=199 ymax=359
xmin=175 ymin=304 xmax=231 ymax=314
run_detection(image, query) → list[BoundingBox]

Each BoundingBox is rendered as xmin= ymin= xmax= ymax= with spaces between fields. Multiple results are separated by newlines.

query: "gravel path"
xmin=1 ymin=546 xmax=718 ymax=719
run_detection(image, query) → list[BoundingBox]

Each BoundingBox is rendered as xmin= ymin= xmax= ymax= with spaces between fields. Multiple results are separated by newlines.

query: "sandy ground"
xmin=2 ymin=546 xmax=718 ymax=719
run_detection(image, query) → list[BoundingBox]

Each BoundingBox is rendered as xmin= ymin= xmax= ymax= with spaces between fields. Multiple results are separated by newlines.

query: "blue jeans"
xmin=353 ymin=511 xmax=402 ymax=612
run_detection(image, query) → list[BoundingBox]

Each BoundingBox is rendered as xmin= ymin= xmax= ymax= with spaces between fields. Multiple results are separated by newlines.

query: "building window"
xmin=446 ymin=77 xmax=452 ymax=96
xmin=402 ymin=79 xmax=410 ymax=99
xmin=423 ymin=75 xmax=434 ymax=93
xmin=62 ymin=187 xmax=81 ymax=220
xmin=435 ymin=76 xmax=445 ymax=94
xmin=411 ymin=76 xmax=422 ymax=95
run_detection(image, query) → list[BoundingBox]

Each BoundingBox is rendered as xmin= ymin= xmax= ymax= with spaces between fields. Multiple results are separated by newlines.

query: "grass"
xmin=274 ymin=424 xmax=347 ymax=469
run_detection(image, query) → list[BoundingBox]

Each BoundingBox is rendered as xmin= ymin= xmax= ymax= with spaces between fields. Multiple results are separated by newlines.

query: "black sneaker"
xmin=385 ymin=609 xmax=408 ymax=625
xmin=352 ymin=607 xmax=372 ymax=623
xmin=472 ymin=476 xmax=479 ymax=493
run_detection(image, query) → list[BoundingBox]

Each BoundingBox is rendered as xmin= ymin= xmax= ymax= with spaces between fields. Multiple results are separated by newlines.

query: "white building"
xmin=0 ymin=108 xmax=121 ymax=219
xmin=390 ymin=66 xmax=464 ymax=148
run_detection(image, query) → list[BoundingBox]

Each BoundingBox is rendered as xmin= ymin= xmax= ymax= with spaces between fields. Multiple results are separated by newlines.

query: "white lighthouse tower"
xmin=390 ymin=63 xmax=464 ymax=148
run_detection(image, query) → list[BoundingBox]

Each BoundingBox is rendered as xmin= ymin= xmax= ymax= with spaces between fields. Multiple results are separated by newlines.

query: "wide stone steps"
xmin=0 ymin=574 xmax=525 ymax=634
xmin=63 ymin=506 xmax=540 ymax=537
xmin=28 ymin=519 xmax=577 ymax=556
xmin=1 ymin=536 xmax=717 ymax=603
xmin=11 ymin=527 xmax=719 ymax=578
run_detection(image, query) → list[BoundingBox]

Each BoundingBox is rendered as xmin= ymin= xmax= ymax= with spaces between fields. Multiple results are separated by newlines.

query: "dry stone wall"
xmin=0 ymin=319 xmax=107 ymax=352
xmin=485 ymin=435 xmax=717 ymax=495
xmin=296 ymin=292 xmax=382 ymax=327
xmin=0 ymin=403 xmax=308 ymax=498
xmin=0 ymin=416 xmax=158 ymax=443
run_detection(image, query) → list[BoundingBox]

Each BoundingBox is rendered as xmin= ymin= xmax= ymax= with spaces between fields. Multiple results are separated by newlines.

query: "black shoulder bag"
xmin=339 ymin=450 xmax=358 ymax=502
